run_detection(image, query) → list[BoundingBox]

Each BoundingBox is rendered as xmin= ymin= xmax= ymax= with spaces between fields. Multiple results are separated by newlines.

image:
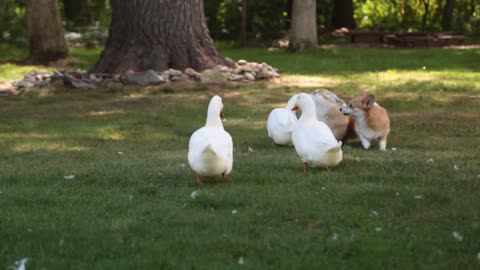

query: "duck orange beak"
xmin=220 ymin=110 xmax=224 ymax=119
xmin=291 ymin=104 xmax=299 ymax=111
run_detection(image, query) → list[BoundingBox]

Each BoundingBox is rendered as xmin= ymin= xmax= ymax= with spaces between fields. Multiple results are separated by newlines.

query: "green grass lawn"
xmin=1 ymin=44 xmax=480 ymax=269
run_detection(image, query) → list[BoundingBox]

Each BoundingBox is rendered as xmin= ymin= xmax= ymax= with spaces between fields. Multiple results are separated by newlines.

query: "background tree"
xmin=88 ymin=0 xmax=112 ymax=28
xmin=441 ymin=0 xmax=456 ymax=30
xmin=0 ymin=0 xmax=26 ymax=45
xmin=204 ymin=0 xmax=289 ymax=44
xmin=288 ymin=0 xmax=317 ymax=51
xmin=92 ymin=0 xmax=230 ymax=74
xmin=331 ymin=0 xmax=356 ymax=29
xmin=63 ymin=0 xmax=92 ymax=27
xmin=286 ymin=0 xmax=293 ymax=29
xmin=420 ymin=0 xmax=431 ymax=30
xmin=240 ymin=0 xmax=247 ymax=47
xmin=1 ymin=0 xmax=479 ymax=50
xmin=26 ymin=0 xmax=68 ymax=64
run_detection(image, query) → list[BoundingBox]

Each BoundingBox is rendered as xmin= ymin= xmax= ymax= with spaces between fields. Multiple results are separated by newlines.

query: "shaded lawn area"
xmin=0 ymin=44 xmax=479 ymax=269
xmin=220 ymin=46 xmax=480 ymax=75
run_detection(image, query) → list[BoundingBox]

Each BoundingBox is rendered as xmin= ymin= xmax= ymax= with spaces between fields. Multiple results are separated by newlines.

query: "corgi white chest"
xmin=354 ymin=113 xmax=384 ymax=140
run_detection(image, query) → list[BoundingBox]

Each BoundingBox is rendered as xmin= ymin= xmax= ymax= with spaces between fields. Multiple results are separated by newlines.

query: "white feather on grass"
xmin=10 ymin=258 xmax=28 ymax=270
xmin=452 ymin=231 xmax=463 ymax=242
xmin=190 ymin=190 xmax=200 ymax=199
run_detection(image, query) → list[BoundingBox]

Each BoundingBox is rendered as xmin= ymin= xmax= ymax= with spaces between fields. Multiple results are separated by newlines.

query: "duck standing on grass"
xmin=291 ymin=93 xmax=343 ymax=172
xmin=188 ymin=96 xmax=233 ymax=185
xmin=266 ymin=94 xmax=299 ymax=145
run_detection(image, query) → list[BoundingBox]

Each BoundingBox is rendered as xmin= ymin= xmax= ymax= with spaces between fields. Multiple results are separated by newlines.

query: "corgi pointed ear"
xmin=362 ymin=95 xmax=375 ymax=108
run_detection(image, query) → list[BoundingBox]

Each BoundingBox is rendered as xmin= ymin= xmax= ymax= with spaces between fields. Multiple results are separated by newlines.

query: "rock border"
xmin=5 ymin=59 xmax=280 ymax=94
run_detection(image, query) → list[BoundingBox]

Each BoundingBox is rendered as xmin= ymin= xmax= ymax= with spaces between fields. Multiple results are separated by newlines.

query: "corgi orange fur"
xmin=339 ymin=91 xmax=390 ymax=151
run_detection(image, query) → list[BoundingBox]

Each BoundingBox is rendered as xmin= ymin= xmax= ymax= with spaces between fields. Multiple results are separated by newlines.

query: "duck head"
xmin=291 ymin=93 xmax=317 ymax=120
xmin=206 ymin=95 xmax=225 ymax=128
xmin=285 ymin=94 xmax=299 ymax=110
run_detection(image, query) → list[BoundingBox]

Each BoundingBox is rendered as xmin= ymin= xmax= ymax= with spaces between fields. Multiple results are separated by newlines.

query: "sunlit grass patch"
xmin=97 ymin=126 xmax=127 ymax=141
xmin=0 ymin=46 xmax=101 ymax=82
xmin=0 ymin=63 xmax=52 ymax=81
xmin=86 ymin=109 xmax=125 ymax=117
xmin=12 ymin=141 xmax=89 ymax=153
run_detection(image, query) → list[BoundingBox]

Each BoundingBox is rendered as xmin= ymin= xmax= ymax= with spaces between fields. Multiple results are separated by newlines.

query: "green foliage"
xmin=205 ymin=0 xmax=290 ymax=43
xmin=0 ymin=47 xmax=479 ymax=269
xmin=61 ymin=0 xmax=112 ymax=31
xmin=205 ymin=0 xmax=335 ymax=43
xmin=452 ymin=0 xmax=480 ymax=34
xmin=87 ymin=0 xmax=112 ymax=27
xmin=355 ymin=0 xmax=442 ymax=31
xmin=61 ymin=0 xmax=110 ymax=48
xmin=1 ymin=0 xmax=479 ymax=48
xmin=206 ymin=0 xmax=480 ymax=43
xmin=0 ymin=0 xmax=26 ymax=46
xmin=317 ymin=0 xmax=335 ymax=28
xmin=355 ymin=0 xmax=480 ymax=34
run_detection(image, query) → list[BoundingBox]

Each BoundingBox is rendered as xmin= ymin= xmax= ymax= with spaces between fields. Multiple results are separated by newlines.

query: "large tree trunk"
xmin=63 ymin=0 xmax=92 ymax=27
xmin=92 ymin=0 xmax=231 ymax=74
xmin=331 ymin=0 xmax=356 ymax=29
xmin=441 ymin=0 xmax=456 ymax=31
xmin=288 ymin=0 xmax=317 ymax=52
xmin=26 ymin=0 xmax=68 ymax=64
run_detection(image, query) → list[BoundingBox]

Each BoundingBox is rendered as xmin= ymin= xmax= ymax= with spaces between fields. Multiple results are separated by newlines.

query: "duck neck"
xmin=205 ymin=113 xmax=224 ymax=128
xmin=300 ymin=106 xmax=317 ymax=122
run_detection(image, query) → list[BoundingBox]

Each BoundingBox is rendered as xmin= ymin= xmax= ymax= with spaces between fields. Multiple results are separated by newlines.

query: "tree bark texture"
xmin=92 ymin=0 xmax=231 ymax=74
xmin=441 ymin=0 xmax=456 ymax=31
xmin=331 ymin=0 xmax=356 ymax=29
xmin=63 ymin=0 xmax=92 ymax=27
xmin=26 ymin=0 xmax=68 ymax=64
xmin=288 ymin=0 xmax=317 ymax=52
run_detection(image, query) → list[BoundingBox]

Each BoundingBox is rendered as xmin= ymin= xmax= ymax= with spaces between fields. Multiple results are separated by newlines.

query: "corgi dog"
xmin=311 ymin=89 xmax=355 ymax=142
xmin=339 ymin=91 xmax=390 ymax=151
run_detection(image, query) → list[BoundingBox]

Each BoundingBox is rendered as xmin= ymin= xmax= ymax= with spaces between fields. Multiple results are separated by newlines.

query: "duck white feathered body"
xmin=267 ymin=94 xmax=298 ymax=145
xmin=188 ymin=127 xmax=233 ymax=176
xmin=188 ymin=96 xmax=233 ymax=182
xmin=291 ymin=93 xmax=343 ymax=168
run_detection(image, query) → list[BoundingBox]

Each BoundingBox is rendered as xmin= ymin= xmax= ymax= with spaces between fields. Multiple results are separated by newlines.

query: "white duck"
xmin=266 ymin=94 xmax=299 ymax=145
xmin=311 ymin=89 xmax=352 ymax=142
xmin=188 ymin=96 xmax=233 ymax=185
xmin=291 ymin=93 xmax=343 ymax=172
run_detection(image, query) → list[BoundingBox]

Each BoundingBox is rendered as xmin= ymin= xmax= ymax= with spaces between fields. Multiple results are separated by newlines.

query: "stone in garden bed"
xmin=0 ymin=82 xmax=18 ymax=96
xmin=122 ymin=69 xmax=165 ymax=85
xmin=6 ymin=58 xmax=281 ymax=93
